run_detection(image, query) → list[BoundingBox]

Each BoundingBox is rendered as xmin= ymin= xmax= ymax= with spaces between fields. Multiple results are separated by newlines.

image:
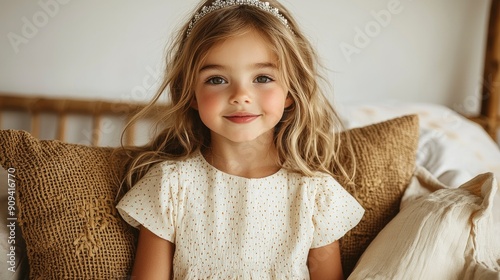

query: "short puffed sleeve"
xmin=311 ymin=176 xmax=364 ymax=248
xmin=116 ymin=161 xmax=179 ymax=243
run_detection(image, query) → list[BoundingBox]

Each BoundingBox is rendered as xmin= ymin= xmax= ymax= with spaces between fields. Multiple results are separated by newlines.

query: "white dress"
xmin=116 ymin=151 xmax=364 ymax=279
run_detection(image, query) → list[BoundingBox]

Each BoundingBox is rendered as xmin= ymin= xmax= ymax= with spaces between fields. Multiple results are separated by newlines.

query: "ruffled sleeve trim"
xmin=116 ymin=161 xmax=179 ymax=243
xmin=311 ymin=176 xmax=364 ymax=248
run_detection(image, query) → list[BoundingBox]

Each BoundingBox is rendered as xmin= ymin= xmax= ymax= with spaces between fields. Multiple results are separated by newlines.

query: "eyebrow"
xmin=199 ymin=62 xmax=278 ymax=72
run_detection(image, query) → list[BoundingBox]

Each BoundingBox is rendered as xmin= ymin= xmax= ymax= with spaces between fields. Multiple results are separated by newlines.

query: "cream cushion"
xmin=348 ymin=166 xmax=500 ymax=279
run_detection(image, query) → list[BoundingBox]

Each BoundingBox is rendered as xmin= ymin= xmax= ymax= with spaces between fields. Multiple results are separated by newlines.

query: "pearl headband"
xmin=186 ymin=0 xmax=291 ymax=37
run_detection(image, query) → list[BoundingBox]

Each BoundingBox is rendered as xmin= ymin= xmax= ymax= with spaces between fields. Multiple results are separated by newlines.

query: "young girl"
xmin=116 ymin=0 xmax=364 ymax=279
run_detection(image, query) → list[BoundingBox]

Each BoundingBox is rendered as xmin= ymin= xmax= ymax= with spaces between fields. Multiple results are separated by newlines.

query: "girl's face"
xmin=192 ymin=29 xmax=292 ymax=145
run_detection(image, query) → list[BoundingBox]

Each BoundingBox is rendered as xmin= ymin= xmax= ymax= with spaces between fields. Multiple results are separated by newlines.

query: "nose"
xmin=229 ymin=84 xmax=252 ymax=104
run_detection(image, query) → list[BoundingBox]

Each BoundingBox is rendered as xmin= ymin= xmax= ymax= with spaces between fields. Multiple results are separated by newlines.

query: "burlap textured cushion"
xmin=0 ymin=130 xmax=136 ymax=279
xmin=335 ymin=114 xmax=419 ymax=277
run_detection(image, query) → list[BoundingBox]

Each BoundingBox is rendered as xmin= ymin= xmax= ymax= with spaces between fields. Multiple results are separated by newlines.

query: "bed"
xmin=1 ymin=97 xmax=499 ymax=279
xmin=1 ymin=1 xmax=500 ymax=279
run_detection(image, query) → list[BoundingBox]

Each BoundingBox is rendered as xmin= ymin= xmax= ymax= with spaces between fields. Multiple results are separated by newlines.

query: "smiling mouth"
xmin=224 ymin=114 xmax=261 ymax=124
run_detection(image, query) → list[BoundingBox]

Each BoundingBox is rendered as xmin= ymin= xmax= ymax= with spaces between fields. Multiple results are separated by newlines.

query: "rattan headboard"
xmin=0 ymin=94 xmax=151 ymax=146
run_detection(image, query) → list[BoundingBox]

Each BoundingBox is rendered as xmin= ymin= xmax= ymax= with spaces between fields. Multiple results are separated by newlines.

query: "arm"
xmin=307 ymin=240 xmax=344 ymax=280
xmin=131 ymin=226 xmax=175 ymax=280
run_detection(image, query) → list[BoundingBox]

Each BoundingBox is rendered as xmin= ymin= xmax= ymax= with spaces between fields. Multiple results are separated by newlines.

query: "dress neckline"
xmin=196 ymin=150 xmax=284 ymax=180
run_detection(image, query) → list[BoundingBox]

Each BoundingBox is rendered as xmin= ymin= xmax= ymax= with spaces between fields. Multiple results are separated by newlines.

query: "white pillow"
xmin=348 ymin=170 xmax=500 ymax=280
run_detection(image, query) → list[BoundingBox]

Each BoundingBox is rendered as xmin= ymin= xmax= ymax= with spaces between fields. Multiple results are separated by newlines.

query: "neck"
xmin=203 ymin=134 xmax=280 ymax=178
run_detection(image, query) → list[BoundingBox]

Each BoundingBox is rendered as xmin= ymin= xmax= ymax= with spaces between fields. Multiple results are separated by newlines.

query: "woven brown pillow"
xmin=336 ymin=114 xmax=419 ymax=277
xmin=0 ymin=130 xmax=136 ymax=279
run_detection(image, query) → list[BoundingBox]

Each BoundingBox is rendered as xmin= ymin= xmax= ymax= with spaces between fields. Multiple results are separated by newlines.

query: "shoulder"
xmin=290 ymin=171 xmax=342 ymax=190
xmin=137 ymin=152 xmax=205 ymax=185
xmin=283 ymin=170 xmax=349 ymax=203
xmin=306 ymin=172 xmax=360 ymax=207
xmin=310 ymin=172 xmax=342 ymax=186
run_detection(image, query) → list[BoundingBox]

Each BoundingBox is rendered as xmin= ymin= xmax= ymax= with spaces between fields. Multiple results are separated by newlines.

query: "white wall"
xmin=0 ymin=0 xmax=492 ymax=113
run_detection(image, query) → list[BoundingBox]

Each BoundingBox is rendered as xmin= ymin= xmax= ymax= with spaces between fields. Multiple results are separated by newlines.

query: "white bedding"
xmin=338 ymin=100 xmax=500 ymax=188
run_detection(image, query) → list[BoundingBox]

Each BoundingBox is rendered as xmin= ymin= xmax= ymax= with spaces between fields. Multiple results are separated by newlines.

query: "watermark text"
xmin=6 ymin=168 xmax=17 ymax=273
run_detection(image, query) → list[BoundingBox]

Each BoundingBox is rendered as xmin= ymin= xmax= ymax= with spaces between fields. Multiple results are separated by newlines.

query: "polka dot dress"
xmin=116 ymin=151 xmax=364 ymax=279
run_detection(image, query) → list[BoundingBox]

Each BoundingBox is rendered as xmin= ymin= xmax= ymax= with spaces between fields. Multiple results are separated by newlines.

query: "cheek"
xmin=261 ymin=89 xmax=288 ymax=115
xmin=195 ymin=91 xmax=224 ymax=120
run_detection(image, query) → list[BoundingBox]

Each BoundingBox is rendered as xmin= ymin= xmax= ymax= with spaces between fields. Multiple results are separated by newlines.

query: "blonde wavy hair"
xmin=119 ymin=0 xmax=355 ymax=191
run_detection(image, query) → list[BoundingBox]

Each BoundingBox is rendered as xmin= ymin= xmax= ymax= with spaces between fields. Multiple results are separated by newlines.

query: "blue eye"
xmin=206 ymin=77 xmax=226 ymax=85
xmin=254 ymin=76 xmax=273 ymax=83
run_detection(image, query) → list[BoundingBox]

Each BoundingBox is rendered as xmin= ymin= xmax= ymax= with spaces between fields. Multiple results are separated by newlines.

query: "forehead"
xmin=201 ymin=29 xmax=278 ymax=67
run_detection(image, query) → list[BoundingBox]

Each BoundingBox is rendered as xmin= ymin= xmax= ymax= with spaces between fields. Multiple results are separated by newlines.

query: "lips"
xmin=224 ymin=113 xmax=261 ymax=124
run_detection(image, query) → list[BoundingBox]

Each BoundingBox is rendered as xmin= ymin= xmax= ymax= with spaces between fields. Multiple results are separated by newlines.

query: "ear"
xmin=284 ymin=93 xmax=294 ymax=108
xmin=190 ymin=97 xmax=199 ymax=110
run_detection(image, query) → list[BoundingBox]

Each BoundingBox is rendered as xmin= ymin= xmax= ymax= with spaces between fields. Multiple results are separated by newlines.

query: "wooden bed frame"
xmin=0 ymin=94 xmax=150 ymax=146
xmin=0 ymin=0 xmax=499 ymax=143
xmin=469 ymin=0 xmax=500 ymax=140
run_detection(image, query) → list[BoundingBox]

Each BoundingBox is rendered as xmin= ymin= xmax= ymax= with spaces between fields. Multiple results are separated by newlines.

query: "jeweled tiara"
xmin=186 ymin=0 xmax=291 ymax=37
